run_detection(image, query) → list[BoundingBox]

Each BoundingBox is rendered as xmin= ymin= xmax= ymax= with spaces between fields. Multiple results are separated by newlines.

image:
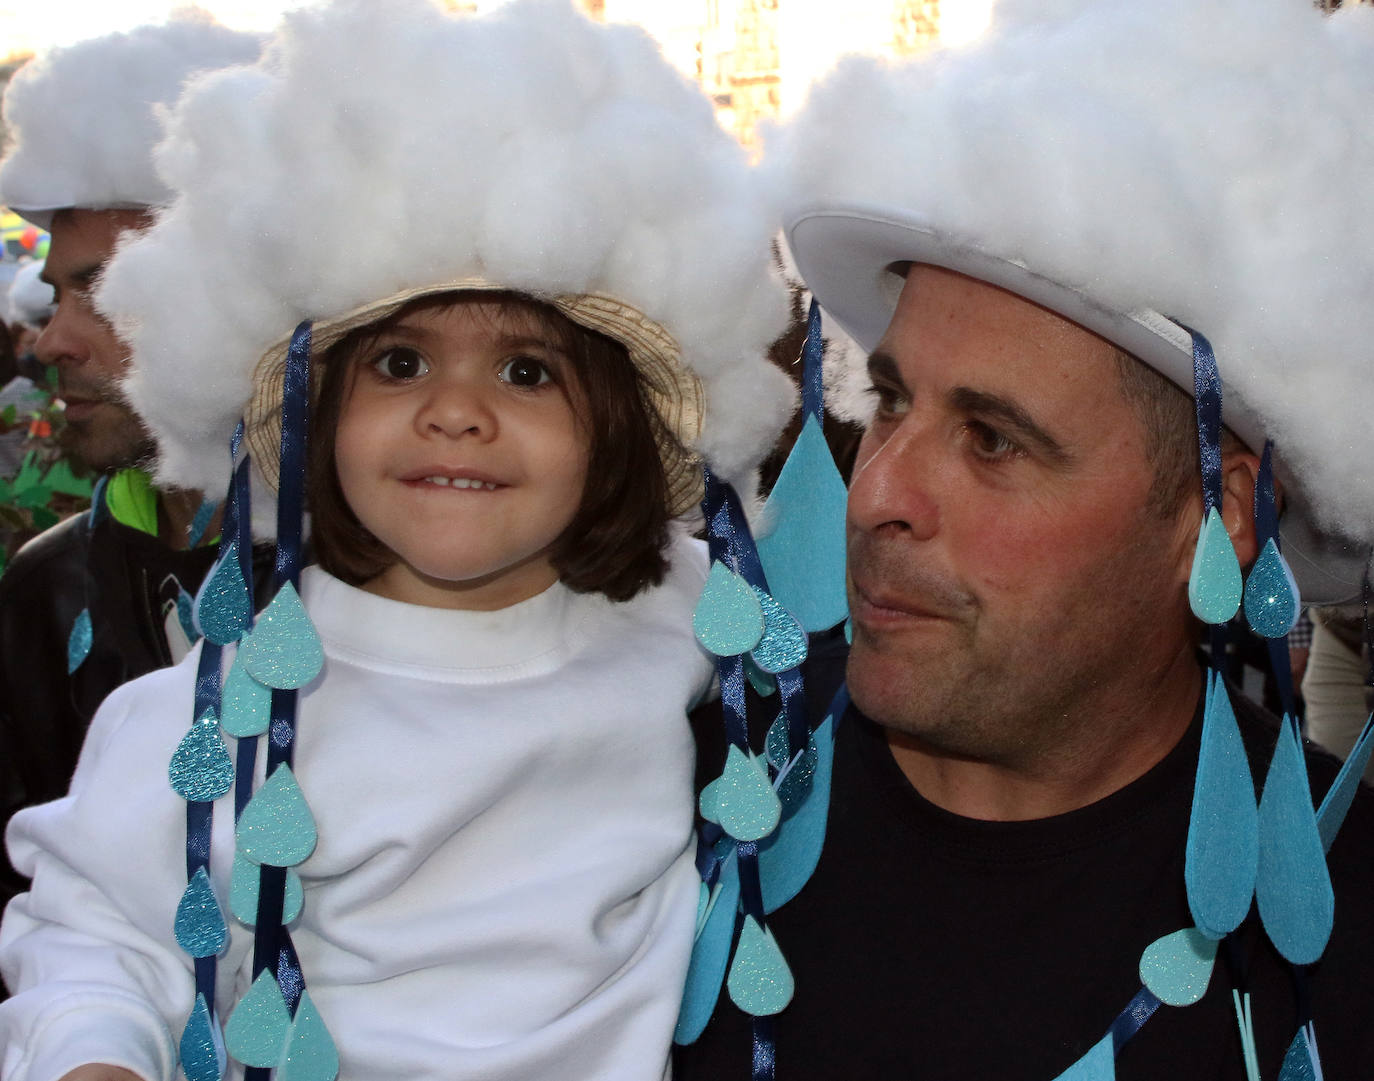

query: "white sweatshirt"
xmin=0 ymin=536 xmax=713 ymax=1081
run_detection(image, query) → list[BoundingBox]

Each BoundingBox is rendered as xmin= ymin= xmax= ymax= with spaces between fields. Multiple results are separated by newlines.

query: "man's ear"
xmin=1220 ymin=449 xmax=1261 ymax=568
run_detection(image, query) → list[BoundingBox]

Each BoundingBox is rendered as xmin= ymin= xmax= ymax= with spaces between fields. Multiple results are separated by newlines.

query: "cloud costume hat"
xmin=0 ymin=12 xmax=264 ymax=226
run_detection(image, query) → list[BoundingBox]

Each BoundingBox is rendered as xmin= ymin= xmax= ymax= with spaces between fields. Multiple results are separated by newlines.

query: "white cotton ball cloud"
xmin=97 ymin=0 xmax=792 ymax=500
xmin=0 ymin=12 xmax=264 ymax=225
xmin=774 ymin=0 xmax=1374 ymax=542
xmin=7 ymin=260 xmax=55 ymax=329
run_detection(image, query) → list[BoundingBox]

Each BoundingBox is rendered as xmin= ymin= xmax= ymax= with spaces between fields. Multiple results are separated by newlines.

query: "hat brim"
xmin=245 ymin=281 xmax=705 ymax=518
xmin=785 ymin=202 xmax=1371 ymax=604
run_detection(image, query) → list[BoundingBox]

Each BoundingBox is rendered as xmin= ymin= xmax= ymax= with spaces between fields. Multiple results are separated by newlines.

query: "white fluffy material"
xmin=773 ymin=0 xmax=1374 ymax=541
xmin=96 ymin=0 xmax=792 ymax=500
xmin=7 ymin=261 xmax=55 ymax=328
xmin=0 ymin=11 xmax=264 ymax=224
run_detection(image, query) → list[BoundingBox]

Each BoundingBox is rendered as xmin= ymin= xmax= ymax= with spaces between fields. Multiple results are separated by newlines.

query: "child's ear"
xmin=1219 ymin=449 xmax=1261 ymax=569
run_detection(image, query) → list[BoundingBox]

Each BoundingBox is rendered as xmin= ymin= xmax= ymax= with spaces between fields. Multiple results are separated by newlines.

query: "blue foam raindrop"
xmin=195 ymin=542 xmax=253 ymax=646
xmin=180 ymin=993 xmax=226 ymax=1081
xmin=237 ymin=764 xmax=318 ymax=868
xmin=749 ymin=588 xmax=808 ymax=675
xmin=278 ymin=991 xmax=339 ymax=1081
xmin=225 ymin=969 xmax=291 ymax=1068
xmin=714 ymin=745 xmax=781 ymax=842
xmin=1050 ymin=1033 xmax=1115 ymax=1081
xmin=1243 ymin=538 xmax=1300 ymax=638
xmin=1188 ymin=509 xmax=1242 ymax=624
xmin=675 ymin=852 xmax=740 ymax=1045
xmin=1316 ymin=715 xmax=1374 ymax=853
xmin=726 ymin=916 xmax=794 ymax=1016
xmin=693 ymin=562 xmax=765 ymax=657
xmin=745 ymin=658 xmax=777 ymax=697
xmin=240 ymin=583 xmax=323 ymax=690
xmin=1138 ymin=926 xmax=1218 ymax=1006
xmin=1256 ymin=720 xmax=1333 ymax=965
xmin=698 ymin=777 xmax=722 ymax=825
xmin=177 ymin=587 xmax=200 ymax=646
xmin=175 ymin=866 xmax=228 ymax=958
xmin=1278 ymin=1028 xmax=1317 ymax=1081
xmin=760 ymin=715 xmax=835 ymax=914
xmin=221 ymin=653 xmax=272 ymax=738
xmin=229 ymin=851 xmax=304 ymax=926
xmin=169 ymin=710 xmax=235 ymax=803
xmin=67 ymin=608 xmax=92 ymax=675
xmin=756 ymin=415 xmax=849 ymax=633
xmin=1185 ymin=674 xmax=1258 ymax=938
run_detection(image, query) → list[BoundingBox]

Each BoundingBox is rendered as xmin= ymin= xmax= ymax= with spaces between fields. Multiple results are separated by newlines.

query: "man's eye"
xmin=865 ymin=382 xmax=909 ymax=416
xmin=371 ymin=347 xmax=428 ymax=380
xmin=967 ymin=421 xmax=1019 ymax=460
xmin=499 ymin=356 xmax=552 ymax=387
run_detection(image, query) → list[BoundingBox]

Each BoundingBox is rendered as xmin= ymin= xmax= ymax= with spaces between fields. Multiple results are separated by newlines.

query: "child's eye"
xmin=499 ymin=356 xmax=552 ymax=387
xmin=371 ymin=347 xmax=429 ymax=381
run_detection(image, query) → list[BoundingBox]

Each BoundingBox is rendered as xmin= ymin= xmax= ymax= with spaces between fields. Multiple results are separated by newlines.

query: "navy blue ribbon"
xmin=273 ymin=321 xmax=312 ymax=593
xmin=1186 ymin=327 xmax=1224 ymax=516
xmin=800 ymin=298 xmax=824 ymax=423
xmin=751 ymin=1016 xmax=777 ymax=1081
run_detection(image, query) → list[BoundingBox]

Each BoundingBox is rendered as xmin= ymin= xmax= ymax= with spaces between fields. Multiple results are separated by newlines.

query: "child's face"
xmin=334 ymin=298 xmax=591 ymax=610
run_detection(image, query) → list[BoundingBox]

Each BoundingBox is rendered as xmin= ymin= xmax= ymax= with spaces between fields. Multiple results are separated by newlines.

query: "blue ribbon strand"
xmin=273 ymin=321 xmax=312 ymax=593
xmin=800 ymin=298 xmax=824 ymax=423
xmin=1188 ymin=327 xmax=1224 ymax=517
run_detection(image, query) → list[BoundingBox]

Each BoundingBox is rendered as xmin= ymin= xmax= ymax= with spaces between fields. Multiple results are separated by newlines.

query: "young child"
xmin=0 ymin=2 xmax=794 ymax=1079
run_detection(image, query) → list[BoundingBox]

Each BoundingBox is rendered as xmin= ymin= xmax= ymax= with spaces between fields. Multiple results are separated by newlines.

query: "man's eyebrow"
xmin=866 ymin=350 xmax=906 ymax=389
xmin=949 ymin=386 xmax=1070 ymax=463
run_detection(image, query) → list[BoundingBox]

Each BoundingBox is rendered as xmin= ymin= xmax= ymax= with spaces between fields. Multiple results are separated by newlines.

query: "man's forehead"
xmin=41 ymin=207 xmax=149 ymax=282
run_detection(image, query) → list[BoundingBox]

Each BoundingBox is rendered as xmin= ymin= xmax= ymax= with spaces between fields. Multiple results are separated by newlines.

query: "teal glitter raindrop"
xmin=1243 ymin=538 xmax=1300 ymax=638
xmin=1185 ymin=674 xmax=1257 ymax=939
xmin=764 ymin=713 xmax=790 ymax=770
xmin=177 ymin=587 xmax=200 ymax=646
xmin=67 ymin=608 xmax=93 ymax=675
xmin=1256 ymin=720 xmax=1333 ymax=965
xmin=760 ymin=716 xmax=835 ymax=914
xmin=693 ymin=561 xmax=765 ymax=657
xmin=230 ymin=851 xmax=304 ymax=926
xmin=675 ymin=851 xmax=740 ymax=1045
xmin=713 ymin=744 xmax=781 ymax=842
xmin=180 ymin=993 xmax=226 ymax=1081
xmin=1138 ymin=926 xmax=1218 ymax=1006
xmin=697 ymin=776 xmax=722 ymax=825
xmin=749 ymin=588 xmax=808 ymax=675
xmin=169 ymin=710 xmax=235 ymax=803
xmin=225 ymin=969 xmax=291 ymax=1068
xmin=1188 ymin=508 xmax=1242 ymax=624
xmin=745 ymin=657 xmax=777 ymax=698
xmin=1049 ymin=1033 xmax=1114 ymax=1081
xmin=756 ymin=414 xmax=849 ymax=632
xmin=195 ymin=542 xmax=253 ymax=646
xmin=237 ymin=764 xmax=318 ymax=868
xmin=174 ymin=866 xmax=228 ymax=958
xmin=776 ymin=734 xmax=818 ymax=809
xmin=1278 ymin=1027 xmax=1317 ymax=1081
xmin=277 ymin=991 xmax=339 ymax=1081
xmin=221 ymin=653 xmax=272 ymax=738
xmin=726 ymin=916 xmax=794 ymax=1016
xmin=240 ymin=583 xmax=324 ymax=690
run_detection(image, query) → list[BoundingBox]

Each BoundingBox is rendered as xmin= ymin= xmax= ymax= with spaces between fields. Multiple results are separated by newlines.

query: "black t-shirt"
xmin=678 ymin=647 xmax=1374 ymax=1080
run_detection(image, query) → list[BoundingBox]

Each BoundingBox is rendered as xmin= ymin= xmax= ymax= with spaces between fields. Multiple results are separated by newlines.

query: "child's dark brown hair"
xmin=307 ymin=290 xmax=679 ymax=602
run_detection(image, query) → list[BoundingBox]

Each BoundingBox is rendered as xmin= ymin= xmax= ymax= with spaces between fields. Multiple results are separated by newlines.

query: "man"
xmin=677 ymin=0 xmax=1374 ymax=1078
xmin=0 ymin=15 xmax=263 ymax=909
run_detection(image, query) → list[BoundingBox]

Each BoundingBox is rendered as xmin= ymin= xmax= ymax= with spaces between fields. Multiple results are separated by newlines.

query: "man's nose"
xmin=33 ymin=304 xmax=84 ymax=369
xmin=846 ymin=419 xmax=941 ymax=541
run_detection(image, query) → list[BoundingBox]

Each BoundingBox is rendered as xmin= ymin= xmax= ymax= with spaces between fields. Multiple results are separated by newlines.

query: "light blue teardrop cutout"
xmin=195 ymin=542 xmax=253 ymax=646
xmin=225 ymin=969 xmax=291 ymax=1068
xmin=692 ymin=880 xmax=710 ymax=937
xmin=175 ymin=866 xmax=228 ymax=958
xmin=1316 ymin=714 xmax=1374 ymax=853
xmin=1185 ymin=673 xmax=1258 ymax=939
xmin=714 ymin=745 xmax=781 ymax=842
xmin=1188 ymin=509 xmax=1242 ymax=625
xmin=693 ymin=561 xmax=765 ymax=657
xmin=229 ymin=851 xmax=304 ymax=926
xmin=180 ymin=993 xmax=226 ymax=1081
xmin=177 ymin=587 xmax=200 ymax=647
xmin=760 ymin=715 xmax=835 ymax=914
xmin=1278 ymin=1027 xmax=1316 ymax=1081
xmin=1138 ymin=926 xmax=1218 ymax=1006
xmin=756 ymin=415 xmax=849 ymax=633
xmin=749 ymin=588 xmax=808 ymax=675
xmin=675 ymin=851 xmax=740 ymax=1045
xmin=278 ymin=991 xmax=339 ymax=1081
xmin=1243 ymin=538 xmax=1300 ymax=638
xmin=66 ymin=608 xmax=93 ymax=674
xmin=745 ymin=658 xmax=777 ymax=698
xmin=1050 ymin=1033 xmax=1115 ymax=1081
xmin=169 ymin=710 xmax=235 ymax=803
xmin=221 ymin=653 xmax=272 ymax=738
xmin=240 ymin=583 xmax=323 ymax=690
xmin=237 ymin=764 xmax=318 ymax=868
xmin=1256 ymin=720 xmax=1333 ymax=965
xmin=727 ymin=916 xmax=794 ymax=1016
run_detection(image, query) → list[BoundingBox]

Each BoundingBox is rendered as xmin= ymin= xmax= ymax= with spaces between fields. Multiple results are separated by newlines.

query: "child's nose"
xmin=416 ymin=379 xmax=496 ymax=439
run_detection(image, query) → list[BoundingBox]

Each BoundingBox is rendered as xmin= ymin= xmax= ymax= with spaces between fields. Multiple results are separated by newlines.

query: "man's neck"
xmin=885 ymin=646 xmax=1202 ymax=821
xmin=157 ymin=486 xmax=222 ymax=551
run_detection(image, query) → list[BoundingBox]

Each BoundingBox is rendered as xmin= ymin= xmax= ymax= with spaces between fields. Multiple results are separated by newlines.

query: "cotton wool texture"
xmin=0 ymin=12 xmax=264 ymax=223
xmin=772 ymin=0 xmax=1374 ymax=542
xmin=96 ymin=0 xmax=793 ymax=504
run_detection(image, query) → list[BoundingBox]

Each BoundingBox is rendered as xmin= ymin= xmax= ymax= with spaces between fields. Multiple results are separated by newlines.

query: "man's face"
xmin=845 ymin=265 xmax=1197 ymax=767
xmin=37 ymin=207 xmax=154 ymax=472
